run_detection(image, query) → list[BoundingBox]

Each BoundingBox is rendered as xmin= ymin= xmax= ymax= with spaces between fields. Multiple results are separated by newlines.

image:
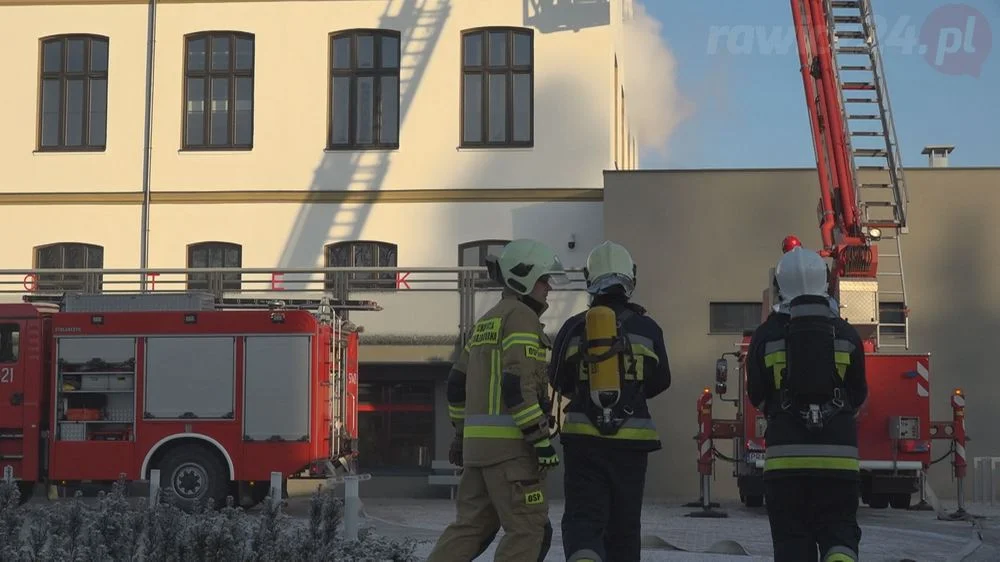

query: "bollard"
xmin=686 ymin=388 xmax=727 ymax=518
xmin=941 ymin=389 xmax=980 ymax=521
xmin=907 ymin=468 xmax=934 ymax=511
xmin=149 ymin=469 xmax=161 ymax=507
xmin=344 ymin=475 xmax=362 ymax=540
xmin=269 ymin=471 xmax=283 ymax=510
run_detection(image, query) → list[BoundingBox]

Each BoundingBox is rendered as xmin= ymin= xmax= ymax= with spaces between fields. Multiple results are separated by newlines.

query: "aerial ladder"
xmin=794 ymin=0 xmax=910 ymax=350
xmin=687 ymin=0 xmax=972 ymax=518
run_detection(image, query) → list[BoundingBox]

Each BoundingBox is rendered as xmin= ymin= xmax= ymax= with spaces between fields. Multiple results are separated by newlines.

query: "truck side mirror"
xmin=715 ymin=358 xmax=729 ymax=395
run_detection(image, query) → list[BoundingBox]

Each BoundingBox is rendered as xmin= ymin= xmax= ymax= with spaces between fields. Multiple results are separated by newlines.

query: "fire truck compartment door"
xmin=0 ymin=322 xmax=24 ymax=428
xmin=243 ymin=335 xmax=311 ymax=441
xmin=144 ymin=337 xmax=236 ymax=419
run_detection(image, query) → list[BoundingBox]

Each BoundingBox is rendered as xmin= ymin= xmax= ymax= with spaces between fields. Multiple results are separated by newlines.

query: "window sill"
xmin=178 ymin=148 xmax=253 ymax=154
xmin=456 ymin=146 xmax=534 ymax=152
xmin=324 ymin=147 xmax=398 ymax=154
xmin=33 ymin=148 xmax=107 ymax=154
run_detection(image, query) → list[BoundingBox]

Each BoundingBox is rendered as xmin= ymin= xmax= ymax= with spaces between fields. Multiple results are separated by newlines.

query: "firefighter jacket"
xmin=548 ymin=296 xmax=671 ymax=452
xmin=446 ymin=291 xmax=553 ymax=467
xmin=746 ymin=297 xmax=868 ymax=481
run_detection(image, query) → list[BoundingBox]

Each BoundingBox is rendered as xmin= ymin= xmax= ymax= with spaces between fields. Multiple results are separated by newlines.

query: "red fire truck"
xmin=687 ymin=0 xmax=969 ymax=515
xmin=0 ymin=291 xmax=375 ymax=508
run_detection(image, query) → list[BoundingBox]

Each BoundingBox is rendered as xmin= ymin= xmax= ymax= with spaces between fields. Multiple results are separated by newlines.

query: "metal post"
xmin=344 ymin=475 xmax=361 ymax=540
xmin=942 ymin=389 xmax=979 ymax=521
xmin=269 ymin=471 xmax=282 ymax=510
xmin=149 ymin=468 xmax=160 ymax=507
xmin=908 ymin=467 xmax=934 ymax=511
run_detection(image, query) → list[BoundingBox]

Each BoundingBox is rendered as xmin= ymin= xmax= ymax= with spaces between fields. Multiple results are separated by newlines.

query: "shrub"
xmin=0 ymin=479 xmax=418 ymax=562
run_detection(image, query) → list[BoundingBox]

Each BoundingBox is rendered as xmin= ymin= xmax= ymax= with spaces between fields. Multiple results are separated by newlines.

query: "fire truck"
xmin=0 ymin=288 xmax=378 ymax=509
xmin=688 ymin=0 xmax=969 ymax=514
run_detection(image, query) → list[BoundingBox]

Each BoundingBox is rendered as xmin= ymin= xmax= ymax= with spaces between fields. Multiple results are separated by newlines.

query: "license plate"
xmin=745 ymin=451 xmax=765 ymax=464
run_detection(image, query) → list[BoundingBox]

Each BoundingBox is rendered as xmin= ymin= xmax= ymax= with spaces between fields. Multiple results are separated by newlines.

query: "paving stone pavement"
xmin=351 ymin=498 xmax=992 ymax=561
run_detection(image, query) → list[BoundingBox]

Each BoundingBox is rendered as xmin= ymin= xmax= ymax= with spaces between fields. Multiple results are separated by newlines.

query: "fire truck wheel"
xmin=889 ymin=493 xmax=912 ymax=510
xmin=157 ymin=445 xmax=228 ymax=510
xmin=867 ymin=493 xmax=889 ymax=509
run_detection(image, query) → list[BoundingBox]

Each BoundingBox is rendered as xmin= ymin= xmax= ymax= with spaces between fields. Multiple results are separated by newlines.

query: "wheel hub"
xmin=171 ymin=462 xmax=208 ymax=500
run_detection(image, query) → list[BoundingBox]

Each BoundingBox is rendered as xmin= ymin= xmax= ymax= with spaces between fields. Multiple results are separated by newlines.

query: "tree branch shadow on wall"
xmin=523 ymin=0 xmax=610 ymax=34
xmin=277 ymin=0 xmax=452 ymax=270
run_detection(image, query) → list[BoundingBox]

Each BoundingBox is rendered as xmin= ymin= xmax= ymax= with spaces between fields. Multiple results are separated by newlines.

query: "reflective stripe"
xmin=765 ymin=338 xmax=854 ymax=386
xmin=567 ymin=549 xmax=603 ymax=562
xmin=511 ymin=403 xmax=543 ymax=428
xmin=488 ymin=350 xmax=502 ymax=414
xmin=502 ymin=331 xmax=540 ymax=351
xmin=764 ymin=444 xmax=860 ymax=472
xmin=823 ymin=545 xmax=858 ymax=562
xmin=448 ymin=404 xmax=464 ymax=421
xmin=463 ymin=414 xmax=522 ymax=439
xmin=562 ymin=412 xmax=659 ymax=441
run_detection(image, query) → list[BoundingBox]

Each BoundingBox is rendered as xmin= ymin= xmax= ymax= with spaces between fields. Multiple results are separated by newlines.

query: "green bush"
xmin=0 ymin=479 xmax=417 ymax=562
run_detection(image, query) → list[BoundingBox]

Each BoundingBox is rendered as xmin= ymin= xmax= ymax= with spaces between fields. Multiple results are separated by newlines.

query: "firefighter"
xmin=746 ymin=247 xmax=868 ymax=562
xmin=427 ymin=238 xmax=568 ymax=562
xmin=548 ymin=241 xmax=671 ymax=562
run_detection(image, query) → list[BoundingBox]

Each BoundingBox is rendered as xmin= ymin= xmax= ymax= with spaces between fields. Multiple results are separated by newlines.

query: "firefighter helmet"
xmin=774 ymin=247 xmax=830 ymax=301
xmin=781 ymin=235 xmax=803 ymax=253
xmin=584 ymin=241 xmax=637 ymax=296
xmin=490 ymin=239 xmax=569 ymax=295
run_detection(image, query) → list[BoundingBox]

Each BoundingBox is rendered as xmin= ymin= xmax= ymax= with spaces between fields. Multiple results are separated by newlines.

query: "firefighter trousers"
xmin=426 ymin=455 xmax=553 ymax=562
xmin=764 ymin=476 xmax=862 ymax=562
xmin=561 ymin=442 xmax=649 ymax=562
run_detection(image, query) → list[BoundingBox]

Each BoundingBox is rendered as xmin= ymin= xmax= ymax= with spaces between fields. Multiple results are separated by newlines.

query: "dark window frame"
xmin=324 ymin=240 xmax=399 ymax=291
xmin=0 ymin=324 xmax=19 ymax=364
xmin=458 ymin=239 xmax=509 ymax=287
xmin=32 ymin=242 xmax=104 ymax=293
xmin=460 ymin=27 xmax=534 ymax=148
xmin=37 ymin=34 xmax=110 ymax=152
xmin=708 ymin=302 xmax=763 ymax=335
xmin=327 ymin=28 xmax=401 ymax=151
xmin=182 ymin=30 xmax=255 ymax=151
xmin=186 ymin=241 xmax=243 ymax=292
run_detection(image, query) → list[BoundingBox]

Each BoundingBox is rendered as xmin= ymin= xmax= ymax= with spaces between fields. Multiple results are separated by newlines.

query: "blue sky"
xmin=641 ymin=0 xmax=999 ymax=169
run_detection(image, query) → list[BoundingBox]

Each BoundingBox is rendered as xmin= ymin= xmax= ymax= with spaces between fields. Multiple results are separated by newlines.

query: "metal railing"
xmin=0 ymin=266 xmax=591 ymax=346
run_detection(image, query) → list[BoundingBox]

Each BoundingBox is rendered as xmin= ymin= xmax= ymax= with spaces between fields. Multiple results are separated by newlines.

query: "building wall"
xmin=603 ymin=166 xmax=1000 ymax=501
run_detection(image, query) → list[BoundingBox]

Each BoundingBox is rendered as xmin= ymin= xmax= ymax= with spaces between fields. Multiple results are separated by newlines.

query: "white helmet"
xmin=492 ymin=239 xmax=569 ymax=295
xmin=585 ymin=241 xmax=637 ymax=296
xmin=774 ymin=247 xmax=829 ymax=301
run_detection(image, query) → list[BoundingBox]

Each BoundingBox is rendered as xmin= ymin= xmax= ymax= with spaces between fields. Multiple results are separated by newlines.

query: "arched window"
xmin=186 ymin=241 xmax=242 ymax=292
xmin=460 ymin=27 xmax=533 ymax=147
xmin=33 ymin=242 xmax=104 ymax=292
xmin=328 ymin=29 xmax=401 ymax=149
xmin=324 ymin=240 xmax=398 ymax=290
xmin=183 ymin=31 xmax=255 ymax=149
xmin=38 ymin=34 xmax=109 ymax=150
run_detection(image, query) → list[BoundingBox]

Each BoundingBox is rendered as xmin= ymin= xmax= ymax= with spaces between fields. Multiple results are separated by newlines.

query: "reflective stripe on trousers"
xmin=823 ymin=545 xmax=858 ymax=561
xmin=764 ymin=444 xmax=860 ymax=472
xmin=561 ymin=412 xmax=659 ymax=441
xmin=567 ymin=549 xmax=602 ymax=562
xmin=463 ymin=414 xmax=522 ymax=439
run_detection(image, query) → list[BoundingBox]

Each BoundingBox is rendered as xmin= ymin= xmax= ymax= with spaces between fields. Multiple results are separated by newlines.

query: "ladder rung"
xmin=855 ymin=149 xmax=888 ymax=157
xmin=864 ymin=201 xmax=896 ymax=206
xmin=845 ymin=97 xmax=877 ymax=103
xmin=831 ymin=0 xmax=862 ymax=7
xmin=878 ymin=254 xmax=900 ymax=258
xmin=848 ymin=114 xmax=880 ymax=120
xmin=0 ymin=454 xmax=23 ymax=460
xmin=851 ymin=131 xmax=883 ymax=137
xmin=843 ymin=82 xmax=876 ymax=90
xmin=836 ymin=31 xmax=867 ymax=40
xmin=861 ymin=183 xmax=891 ymax=188
xmin=840 ymin=65 xmax=873 ymax=71
xmin=837 ymin=45 xmax=869 ymax=54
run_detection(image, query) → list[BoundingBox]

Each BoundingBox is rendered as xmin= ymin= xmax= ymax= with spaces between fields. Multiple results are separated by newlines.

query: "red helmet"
xmin=781 ymin=235 xmax=802 ymax=253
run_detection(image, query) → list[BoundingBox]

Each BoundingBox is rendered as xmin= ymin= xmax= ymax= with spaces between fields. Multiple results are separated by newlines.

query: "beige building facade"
xmin=604 ymin=165 xmax=1000 ymax=501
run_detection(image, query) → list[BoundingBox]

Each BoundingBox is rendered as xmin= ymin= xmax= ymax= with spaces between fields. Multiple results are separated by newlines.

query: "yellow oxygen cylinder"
xmin=585 ymin=305 xmax=622 ymax=410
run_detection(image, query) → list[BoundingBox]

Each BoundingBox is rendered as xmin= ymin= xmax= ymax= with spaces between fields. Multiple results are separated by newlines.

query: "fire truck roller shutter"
xmin=143 ymin=435 xmax=234 ymax=510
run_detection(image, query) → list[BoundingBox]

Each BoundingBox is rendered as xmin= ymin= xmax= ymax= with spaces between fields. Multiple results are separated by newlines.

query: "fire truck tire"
xmin=889 ymin=493 xmax=912 ymax=510
xmin=867 ymin=493 xmax=889 ymax=509
xmin=157 ymin=444 xmax=229 ymax=510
